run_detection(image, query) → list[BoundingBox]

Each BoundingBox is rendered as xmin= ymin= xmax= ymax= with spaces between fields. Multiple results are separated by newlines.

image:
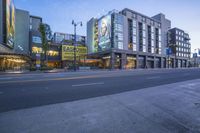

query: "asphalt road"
xmin=0 ymin=68 xmax=200 ymax=113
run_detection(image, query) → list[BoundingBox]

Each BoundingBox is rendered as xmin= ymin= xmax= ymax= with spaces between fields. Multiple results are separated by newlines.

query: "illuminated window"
xmin=48 ymin=50 xmax=59 ymax=56
xmin=32 ymin=46 xmax=43 ymax=54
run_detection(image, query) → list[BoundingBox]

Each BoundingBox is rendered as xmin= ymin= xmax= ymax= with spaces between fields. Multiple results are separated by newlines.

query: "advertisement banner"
xmin=98 ymin=15 xmax=111 ymax=51
xmin=62 ymin=45 xmax=87 ymax=61
xmin=6 ymin=0 xmax=15 ymax=48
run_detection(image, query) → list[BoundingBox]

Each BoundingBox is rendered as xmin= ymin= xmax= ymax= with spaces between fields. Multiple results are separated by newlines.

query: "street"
xmin=0 ymin=68 xmax=200 ymax=113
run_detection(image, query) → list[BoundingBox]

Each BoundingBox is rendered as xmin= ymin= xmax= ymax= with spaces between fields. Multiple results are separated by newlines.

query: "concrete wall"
xmin=14 ymin=9 xmax=30 ymax=55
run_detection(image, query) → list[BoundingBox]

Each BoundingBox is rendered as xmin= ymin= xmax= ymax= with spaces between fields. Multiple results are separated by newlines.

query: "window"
xmin=151 ymin=33 xmax=154 ymax=39
xmin=133 ymin=28 xmax=137 ymax=35
xmin=133 ymin=44 xmax=137 ymax=51
xmin=151 ymin=40 xmax=154 ymax=47
xmin=159 ymin=35 xmax=161 ymax=41
xmin=143 ymin=46 xmax=146 ymax=52
xmin=30 ymin=25 xmax=32 ymax=30
xmin=158 ymin=29 xmax=161 ymax=35
xmin=143 ymin=31 xmax=146 ymax=37
xmin=118 ymin=42 xmax=123 ymax=49
xmin=151 ymin=48 xmax=154 ymax=53
xmin=143 ymin=38 xmax=146 ymax=45
xmin=159 ymin=42 xmax=161 ymax=48
xmin=143 ymin=23 xmax=146 ymax=30
xmin=151 ymin=27 xmax=154 ymax=33
xmin=132 ymin=14 xmax=136 ymax=19
xmin=133 ymin=36 xmax=137 ymax=43
xmin=133 ymin=20 xmax=137 ymax=27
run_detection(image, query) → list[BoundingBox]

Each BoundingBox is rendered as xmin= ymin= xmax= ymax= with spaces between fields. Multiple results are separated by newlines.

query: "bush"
xmin=30 ymin=66 xmax=37 ymax=71
xmin=40 ymin=66 xmax=53 ymax=71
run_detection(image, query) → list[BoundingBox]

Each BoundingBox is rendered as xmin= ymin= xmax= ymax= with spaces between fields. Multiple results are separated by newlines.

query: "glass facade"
xmin=113 ymin=13 xmax=124 ymax=50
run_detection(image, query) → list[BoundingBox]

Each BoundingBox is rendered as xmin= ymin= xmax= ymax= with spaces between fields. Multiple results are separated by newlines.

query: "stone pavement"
xmin=0 ymin=79 xmax=200 ymax=133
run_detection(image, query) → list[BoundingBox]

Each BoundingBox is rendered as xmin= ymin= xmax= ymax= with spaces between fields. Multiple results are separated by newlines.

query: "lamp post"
xmin=72 ymin=20 xmax=82 ymax=71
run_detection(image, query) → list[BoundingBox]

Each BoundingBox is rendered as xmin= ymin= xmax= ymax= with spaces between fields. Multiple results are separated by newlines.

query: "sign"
xmin=62 ymin=45 xmax=87 ymax=61
xmin=166 ymin=48 xmax=172 ymax=55
xmin=36 ymin=53 xmax=41 ymax=68
xmin=6 ymin=0 xmax=15 ymax=48
xmin=98 ymin=15 xmax=111 ymax=51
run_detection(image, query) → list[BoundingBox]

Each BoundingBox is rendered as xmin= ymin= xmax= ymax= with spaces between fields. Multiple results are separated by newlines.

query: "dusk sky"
xmin=15 ymin=0 xmax=200 ymax=52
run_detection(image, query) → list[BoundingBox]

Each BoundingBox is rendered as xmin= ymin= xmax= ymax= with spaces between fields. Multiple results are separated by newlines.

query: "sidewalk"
xmin=0 ymin=79 xmax=200 ymax=133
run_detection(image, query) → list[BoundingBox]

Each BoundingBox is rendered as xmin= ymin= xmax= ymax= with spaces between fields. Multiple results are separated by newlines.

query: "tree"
xmin=39 ymin=23 xmax=48 ymax=66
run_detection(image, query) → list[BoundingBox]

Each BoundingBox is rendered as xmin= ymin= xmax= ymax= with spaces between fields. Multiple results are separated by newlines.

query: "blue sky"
xmin=15 ymin=0 xmax=200 ymax=51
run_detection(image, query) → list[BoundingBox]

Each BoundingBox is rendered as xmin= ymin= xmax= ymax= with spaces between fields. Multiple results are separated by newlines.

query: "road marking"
xmin=72 ymin=82 xmax=104 ymax=87
xmin=146 ymin=76 xmax=160 ymax=80
xmin=0 ymin=73 xmax=117 ymax=84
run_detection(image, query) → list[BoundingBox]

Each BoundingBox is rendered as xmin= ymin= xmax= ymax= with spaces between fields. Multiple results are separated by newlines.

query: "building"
xmin=14 ymin=9 xmax=30 ymax=55
xmin=168 ymin=28 xmax=191 ymax=67
xmin=87 ymin=8 xmax=191 ymax=69
xmin=52 ymin=32 xmax=87 ymax=68
xmin=0 ymin=0 xmax=31 ymax=71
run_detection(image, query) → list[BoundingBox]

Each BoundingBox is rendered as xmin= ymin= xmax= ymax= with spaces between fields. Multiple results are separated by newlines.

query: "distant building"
xmin=53 ymin=32 xmax=86 ymax=46
xmin=87 ymin=8 xmax=191 ymax=69
xmin=52 ymin=32 xmax=87 ymax=68
xmin=168 ymin=28 xmax=191 ymax=67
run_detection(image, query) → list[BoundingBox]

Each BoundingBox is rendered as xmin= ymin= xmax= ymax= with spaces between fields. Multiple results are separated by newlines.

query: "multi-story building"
xmin=52 ymin=32 xmax=87 ymax=68
xmin=0 ymin=0 xmax=31 ymax=71
xmin=168 ymin=28 xmax=191 ymax=67
xmin=14 ymin=9 xmax=30 ymax=55
xmin=87 ymin=8 xmax=191 ymax=69
xmin=53 ymin=32 xmax=86 ymax=46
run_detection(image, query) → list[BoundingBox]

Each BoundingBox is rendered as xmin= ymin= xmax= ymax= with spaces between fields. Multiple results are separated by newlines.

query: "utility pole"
xmin=72 ymin=20 xmax=82 ymax=71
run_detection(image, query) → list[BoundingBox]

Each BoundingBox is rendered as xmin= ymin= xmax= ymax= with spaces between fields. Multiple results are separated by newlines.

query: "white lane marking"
xmin=146 ymin=76 xmax=160 ymax=80
xmin=72 ymin=82 xmax=104 ymax=87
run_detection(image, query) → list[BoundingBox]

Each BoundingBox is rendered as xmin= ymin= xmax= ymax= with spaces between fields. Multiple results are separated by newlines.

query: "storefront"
xmin=0 ymin=53 xmax=31 ymax=71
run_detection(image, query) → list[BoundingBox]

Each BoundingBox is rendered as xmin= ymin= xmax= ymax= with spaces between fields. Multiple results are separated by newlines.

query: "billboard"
xmin=62 ymin=45 xmax=87 ymax=61
xmin=6 ymin=0 xmax=15 ymax=48
xmin=98 ymin=15 xmax=111 ymax=51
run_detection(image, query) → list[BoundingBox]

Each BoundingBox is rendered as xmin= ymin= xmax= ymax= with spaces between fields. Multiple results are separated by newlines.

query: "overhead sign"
xmin=62 ymin=45 xmax=87 ymax=61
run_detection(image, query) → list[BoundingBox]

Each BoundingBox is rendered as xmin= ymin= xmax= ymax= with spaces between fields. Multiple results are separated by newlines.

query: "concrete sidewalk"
xmin=0 ymin=79 xmax=200 ymax=133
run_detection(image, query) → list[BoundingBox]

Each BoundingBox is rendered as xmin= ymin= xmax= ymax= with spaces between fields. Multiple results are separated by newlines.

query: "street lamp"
xmin=72 ymin=20 xmax=82 ymax=71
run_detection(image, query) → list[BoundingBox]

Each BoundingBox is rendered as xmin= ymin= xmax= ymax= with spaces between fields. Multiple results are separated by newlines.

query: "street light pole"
xmin=72 ymin=20 xmax=82 ymax=71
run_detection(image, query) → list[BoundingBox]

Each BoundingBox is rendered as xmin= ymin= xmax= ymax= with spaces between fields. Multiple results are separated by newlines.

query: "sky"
xmin=14 ymin=0 xmax=200 ymax=52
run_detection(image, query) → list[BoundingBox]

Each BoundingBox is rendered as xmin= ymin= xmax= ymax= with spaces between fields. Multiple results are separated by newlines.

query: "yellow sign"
xmin=62 ymin=45 xmax=87 ymax=61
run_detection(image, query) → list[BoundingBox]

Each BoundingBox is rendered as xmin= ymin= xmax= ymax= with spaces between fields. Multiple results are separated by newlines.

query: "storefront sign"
xmin=62 ymin=45 xmax=87 ymax=61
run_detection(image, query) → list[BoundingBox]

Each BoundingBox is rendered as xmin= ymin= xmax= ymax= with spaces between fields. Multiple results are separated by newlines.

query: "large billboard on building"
xmin=98 ymin=15 xmax=111 ymax=51
xmin=62 ymin=45 xmax=87 ymax=61
xmin=6 ymin=0 xmax=15 ymax=48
